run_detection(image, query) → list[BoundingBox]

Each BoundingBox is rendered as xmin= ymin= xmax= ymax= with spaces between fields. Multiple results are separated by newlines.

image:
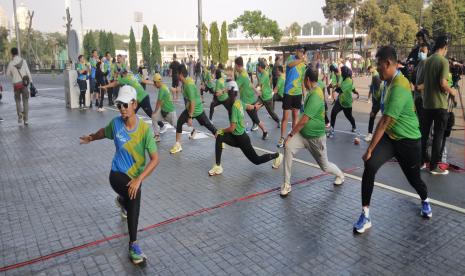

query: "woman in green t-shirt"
xmin=208 ymin=91 xmax=283 ymax=176
xmin=328 ymin=66 xmax=359 ymax=138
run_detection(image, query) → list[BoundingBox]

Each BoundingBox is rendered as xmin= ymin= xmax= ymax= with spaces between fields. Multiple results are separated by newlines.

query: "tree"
xmin=83 ymin=31 xmax=97 ymax=59
xmin=430 ymin=0 xmax=461 ymax=39
xmin=322 ymin=0 xmax=356 ymax=55
xmin=302 ymin=21 xmax=322 ymax=36
xmin=210 ymin=22 xmax=220 ymax=64
xmin=113 ymin=33 xmax=129 ymax=50
xmin=129 ymin=27 xmax=137 ymax=72
xmin=151 ymin=24 xmax=162 ymax=70
xmin=220 ymin=21 xmax=229 ymax=64
xmin=201 ymin=23 xmax=210 ymax=62
xmin=379 ymin=0 xmax=423 ymax=26
xmin=141 ymin=25 xmax=151 ymax=70
xmin=371 ymin=5 xmax=418 ymax=46
xmin=0 ymin=27 xmax=10 ymax=63
xmin=229 ymin=10 xmax=282 ymax=44
xmin=107 ymin=32 xmax=115 ymax=56
xmin=353 ymin=0 xmax=381 ymax=40
xmin=98 ymin=30 xmax=107 ymax=55
xmin=286 ymin=22 xmax=301 ymax=43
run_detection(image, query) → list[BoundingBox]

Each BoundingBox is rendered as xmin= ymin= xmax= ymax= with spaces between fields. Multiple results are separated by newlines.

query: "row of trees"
xmin=82 ymin=31 xmax=128 ymax=60
xmin=200 ymin=21 xmax=229 ymax=64
xmin=128 ymin=24 xmax=162 ymax=72
xmin=322 ymin=0 xmax=465 ymax=48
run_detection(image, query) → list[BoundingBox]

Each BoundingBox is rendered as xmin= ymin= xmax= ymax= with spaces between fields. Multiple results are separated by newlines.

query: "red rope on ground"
xmin=0 ymin=166 xmax=360 ymax=272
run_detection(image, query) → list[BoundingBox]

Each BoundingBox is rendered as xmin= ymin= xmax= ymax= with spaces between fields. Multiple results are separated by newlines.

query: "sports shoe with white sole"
xmin=272 ymin=153 xmax=283 ymax=169
xmin=277 ymin=137 xmax=285 ymax=148
xmin=189 ymin=129 xmax=197 ymax=139
xmin=430 ymin=167 xmax=449 ymax=175
xmin=364 ymin=133 xmax=373 ymax=142
xmin=280 ymin=182 xmax=291 ymax=197
xmin=421 ymin=200 xmax=432 ymax=218
xmin=353 ymin=212 xmax=371 ymax=234
xmin=334 ymin=175 xmax=344 ymax=185
xmin=208 ymin=164 xmax=223 ymax=176
xmin=170 ymin=142 xmax=182 ymax=154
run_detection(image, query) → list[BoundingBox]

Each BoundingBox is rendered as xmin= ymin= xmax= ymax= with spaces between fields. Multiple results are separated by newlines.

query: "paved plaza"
xmin=1 ymin=74 xmax=465 ymax=275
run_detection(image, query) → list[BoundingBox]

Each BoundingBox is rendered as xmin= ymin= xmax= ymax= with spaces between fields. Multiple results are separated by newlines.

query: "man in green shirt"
xmin=256 ymin=61 xmax=280 ymax=126
xmin=281 ymin=68 xmax=344 ymax=197
xmin=145 ymin=73 xmax=177 ymax=142
xmin=365 ymin=66 xmax=383 ymax=142
xmin=234 ymin=57 xmax=269 ymax=140
xmin=209 ymin=69 xmax=233 ymax=120
xmin=418 ymin=36 xmax=457 ymax=175
xmin=272 ymin=65 xmax=285 ymax=110
xmin=354 ymin=46 xmax=431 ymax=235
xmin=170 ymin=65 xmax=217 ymax=154
xmin=208 ymin=90 xmax=283 ymax=176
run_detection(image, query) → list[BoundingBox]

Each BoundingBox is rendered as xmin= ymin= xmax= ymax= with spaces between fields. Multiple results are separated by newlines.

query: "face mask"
xmin=418 ymin=52 xmax=427 ymax=61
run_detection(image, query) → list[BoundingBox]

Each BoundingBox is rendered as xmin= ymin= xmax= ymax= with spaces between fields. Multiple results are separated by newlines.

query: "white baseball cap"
xmin=115 ymin=85 xmax=137 ymax=104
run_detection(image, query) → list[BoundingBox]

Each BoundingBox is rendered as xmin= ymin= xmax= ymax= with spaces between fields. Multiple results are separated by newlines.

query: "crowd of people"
xmin=0 ymin=29 xmax=461 ymax=265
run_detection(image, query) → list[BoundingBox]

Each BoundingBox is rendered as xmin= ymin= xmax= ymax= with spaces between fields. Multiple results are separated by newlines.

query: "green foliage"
xmin=322 ymin=0 xmax=355 ymax=23
xmin=83 ymin=31 xmax=97 ymax=59
xmin=379 ymin=0 xmax=423 ymax=25
xmin=141 ymin=25 xmax=151 ymax=70
xmin=107 ymin=32 xmax=115 ymax=56
xmin=201 ymin=23 xmax=210 ymax=62
xmin=431 ymin=0 xmax=462 ymax=39
xmin=285 ymin=22 xmax=301 ymax=43
xmin=98 ymin=30 xmax=107 ymax=56
xmin=151 ymin=24 xmax=162 ymax=70
xmin=220 ymin=21 xmax=229 ymax=64
xmin=210 ymin=22 xmax=220 ymax=64
xmin=229 ymin=10 xmax=282 ymax=44
xmin=302 ymin=21 xmax=322 ymax=36
xmin=129 ymin=27 xmax=137 ymax=72
xmin=0 ymin=27 xmax=9 ymax=62
xmin=371 ymin=4 xmax=418 ymax=46
xmin=112 ymin=33 xmax=129 ymax=50
xmin=353 ymin=0 xmax=382 ymax=37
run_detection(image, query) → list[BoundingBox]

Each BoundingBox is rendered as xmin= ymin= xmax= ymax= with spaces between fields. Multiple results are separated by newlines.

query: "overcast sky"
xmin=1 ymin=0 xmax=327 ymax=37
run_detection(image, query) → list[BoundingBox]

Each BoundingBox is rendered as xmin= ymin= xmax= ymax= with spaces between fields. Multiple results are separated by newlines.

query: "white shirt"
xmin=6 ymin=56 xmax=32 ymax=84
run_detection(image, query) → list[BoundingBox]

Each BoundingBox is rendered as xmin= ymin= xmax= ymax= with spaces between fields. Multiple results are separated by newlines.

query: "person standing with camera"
xmin=6 ymin=47 xmax=32 ymax=126
xmin=418 ymin=36 xmax=457 ymax=175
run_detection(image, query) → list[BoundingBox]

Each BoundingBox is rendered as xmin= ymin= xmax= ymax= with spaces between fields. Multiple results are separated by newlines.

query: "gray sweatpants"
xmin=152 ymin=109 xmax=177 ymax=135
xmin=284 ymin=132 xmax=343 ymax=184
xmin=14 ymin=86 xmax=29 ymax=122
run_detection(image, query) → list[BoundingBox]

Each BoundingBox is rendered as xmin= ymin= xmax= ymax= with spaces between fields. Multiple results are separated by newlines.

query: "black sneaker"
xmin=262 ymin=131 xmax=268 ymax=140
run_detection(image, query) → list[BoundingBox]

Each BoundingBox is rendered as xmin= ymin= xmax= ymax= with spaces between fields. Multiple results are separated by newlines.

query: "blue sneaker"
xmin=421 ymin=201 xmax=432 ymax=218
xmin=353 ymin=212 xmax=372 ymax=234
xmin=129 ymin=242 xmax=147 ymax=265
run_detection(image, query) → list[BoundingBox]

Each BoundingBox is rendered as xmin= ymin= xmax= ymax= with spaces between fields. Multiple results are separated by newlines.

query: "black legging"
xmin=324 ymin=101 xmax=329 ymax=125
xmin=330 ymin=100 xmax=356 ymax=129
xmin=79 ymin=90 xmax=86 ymax=106
xmin=136 ymin=95 xmax=164 ymax=128
xmin=258 ymin=97 xmax=280 ymax=123
xmin=215 ymin=132 xmax=278 ymax=165
xmin=176 ymin=109 xmax=217 ymax=134
xmin=362 ymin=135 xmax=427 ymax=206
xmin=272 ymin=93 xmax=283 ymax=110
xmin=109 ymin=171 xmax=141 ymax=242
xmin=368 ymin=103 xmax=381 ymax=133
xmin=209 ymin=97 xmax=233 ymax=120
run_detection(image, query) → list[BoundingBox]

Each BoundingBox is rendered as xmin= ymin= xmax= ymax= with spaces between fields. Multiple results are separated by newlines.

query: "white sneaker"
xmin=189 ymin=129 xmax=197 ymax=139
xmin=160 ymin=125 xmax=168 ymax=134
xmin=364 ymin=133 xmax=373 ymax=142
xmin=208 ymin=164 xmax=223 ymax=176
xmin=334 ymin=175 xmax=345 ymax=185
xmin=272 ymin=153 xmax=283 ymax=169
xmin=280 ymin=182 xmax=291 ymax=197
xmin=170 ymin=142 xmax=182 ymax=154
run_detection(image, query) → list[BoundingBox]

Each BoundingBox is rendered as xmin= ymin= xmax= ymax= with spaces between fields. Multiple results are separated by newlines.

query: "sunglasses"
xmin=116 ymin=101 xmax=133 ymax=110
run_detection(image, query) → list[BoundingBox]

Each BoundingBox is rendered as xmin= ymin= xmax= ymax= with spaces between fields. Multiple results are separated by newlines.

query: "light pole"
xmin=12 ymin=0 xmax=21 ymax=55
xmin=79 ymin=0 xmax=84 ymax=48
xmin=197 ymin=0 xmax=203 ymax=67
xmin=352 ymin=0 xmax=357 ymax=59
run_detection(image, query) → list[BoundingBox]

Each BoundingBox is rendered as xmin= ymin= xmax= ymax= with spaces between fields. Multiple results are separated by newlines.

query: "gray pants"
xmin=152 ymin=109 xmax=177 ymax=135
xmin=14 ymin=86 xmax=29 ymax=122
xmin=284 ymin=133 xmax=343 ymax=184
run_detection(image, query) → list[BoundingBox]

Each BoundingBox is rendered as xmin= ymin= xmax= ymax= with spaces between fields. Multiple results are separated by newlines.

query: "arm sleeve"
xmin=104 ymin=119 xmax=115 ymax=140
xmin=383 ymin=86 xmax=407 ymax=120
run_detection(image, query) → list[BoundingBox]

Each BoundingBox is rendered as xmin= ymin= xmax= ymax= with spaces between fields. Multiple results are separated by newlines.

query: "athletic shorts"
xmin=89 ymin=79 xmax=97 ymax=93
xmin=282 ymin=94 xmax=302 ymax=110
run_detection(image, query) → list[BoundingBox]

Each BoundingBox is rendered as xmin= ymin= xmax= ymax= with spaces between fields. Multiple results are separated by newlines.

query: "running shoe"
xmin=0 ymin=117 xmax=3 ymax=122
xmin=170 ymin=142 xmax=182 ymax=154
xmin=272 ymin=153 xmax=283 ymax=169
xmin=208 ymin=164 xmax=223 ymax=176
xmin=129 ymin=242 xmax=147 ymax=265
xmin=351 ymin=128 xmax=358 ymax=133
xmin=421 ymin=200 xmax=432 ymax=218
xmin=189 ymin=129 xmax=197 ymax=139
xmin=420 ymin=163 xmax=427 ymax=170
xmin=334 ymin=175 xmax=345 ymax=185
xmin=353 ymin=211 xmax=371 ymax=234
xmin=430 ymin=167 xmax=449 ymax=175
xmin=159 ymin=125 xmax=168 ymax=134
xmin=364 ymin=133 xmax=373 ymax=142
xmin=262 ymin=131 xmax=268 ymax=140
xmin=277 ymin=137 xmax=285 ymax=148
xmin=251 ymin=124 xmax=259 ymax=131
xmin=280 ymin=182 xmax=291 ymax=197
xmin=327 ymin=128 xmax=335 ymax=138
xmin=115 ymin=196 xmax=127 ymax=219
xmin=24 ymin=120 xmax=28 ymax=126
